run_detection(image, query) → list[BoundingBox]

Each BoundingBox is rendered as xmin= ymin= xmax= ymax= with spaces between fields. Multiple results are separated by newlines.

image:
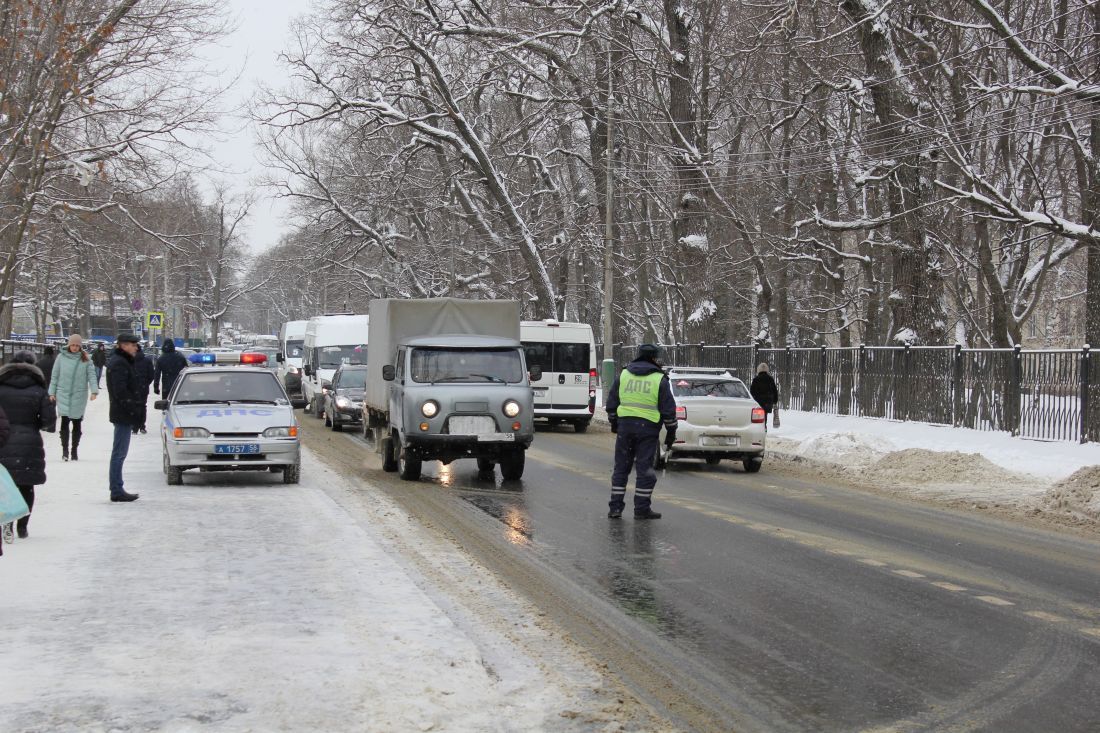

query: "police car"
xmin=658 ymin=367 xmax=767 ymax=473
xmin=154 ymin=351 xmax=301 ymax=485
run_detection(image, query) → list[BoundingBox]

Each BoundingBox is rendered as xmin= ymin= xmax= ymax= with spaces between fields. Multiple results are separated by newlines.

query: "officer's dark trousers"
xmin=610 ymin=418 xmax=660 ymax=512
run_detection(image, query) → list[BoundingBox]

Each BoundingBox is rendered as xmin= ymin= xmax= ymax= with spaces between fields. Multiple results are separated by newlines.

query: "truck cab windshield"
xmin=410 ymin=347 xmax=523 ymax=384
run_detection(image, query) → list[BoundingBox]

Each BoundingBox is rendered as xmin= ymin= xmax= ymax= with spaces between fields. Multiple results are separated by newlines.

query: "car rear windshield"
xmin=410 ymin=347 xmax=524 ymax=383
xmin=175 ymin=372 xmax=286 ymax=403
xmin=671 ymin=379 xmax=750 ymax=398
xmin=337 ymin=370 xmax=367 ymax=388
xmin=319 ymin=344 xmax=367 ymax=368
xmin=522 ymin=341 xmax=590 ymax=373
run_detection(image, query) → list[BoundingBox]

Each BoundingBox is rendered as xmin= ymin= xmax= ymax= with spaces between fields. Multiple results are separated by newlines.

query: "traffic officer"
xmin=605 ymin=344 xmax=677 ymax=519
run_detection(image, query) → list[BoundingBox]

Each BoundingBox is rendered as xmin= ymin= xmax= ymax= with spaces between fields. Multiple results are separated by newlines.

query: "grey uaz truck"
xmin=363 ymin=298 xmax=539 ymax=480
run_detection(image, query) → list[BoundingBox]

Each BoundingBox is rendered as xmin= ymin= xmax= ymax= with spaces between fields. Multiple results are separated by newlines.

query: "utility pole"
xmin=600 ymin=35 xmax=615 ymax=357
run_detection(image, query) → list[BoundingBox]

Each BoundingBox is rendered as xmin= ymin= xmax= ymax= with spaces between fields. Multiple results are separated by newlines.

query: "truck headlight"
xmin=503 ymin=400 xmax=521 ymax=418
xmin=421 ymin=400 xmax=439 ymax=418
xmin=172 ymin=427 xmax=210 ymax=438
xmin=263 ymin=426 xmax=299 ymax=438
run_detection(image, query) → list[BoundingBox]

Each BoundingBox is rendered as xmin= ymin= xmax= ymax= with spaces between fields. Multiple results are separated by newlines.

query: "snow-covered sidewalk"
xmin=0 ymin=396 xmax=632 ymax=732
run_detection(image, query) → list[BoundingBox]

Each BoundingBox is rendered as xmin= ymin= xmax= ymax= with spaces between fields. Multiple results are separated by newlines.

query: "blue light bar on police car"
xmin=189 ymin=353 xmax=217 ymax=364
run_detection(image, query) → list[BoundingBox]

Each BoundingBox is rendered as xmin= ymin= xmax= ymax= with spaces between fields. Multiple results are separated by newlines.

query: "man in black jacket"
xmin=605 ymin=344 xmax=678 ymax=519
xmin=105 ymin=334 xmax=142 ymax=502
xmin=35 ymin=346 xmax=56 ymax=390
xmin=153 ymin=340 xmax=188 ymax=398
xmin=132 ymin=345 xmax=156 ymax=434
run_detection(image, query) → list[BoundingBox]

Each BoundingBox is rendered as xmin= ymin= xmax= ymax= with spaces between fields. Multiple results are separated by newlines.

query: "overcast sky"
xmin=200 ymin=0 xmax=309 ymax=253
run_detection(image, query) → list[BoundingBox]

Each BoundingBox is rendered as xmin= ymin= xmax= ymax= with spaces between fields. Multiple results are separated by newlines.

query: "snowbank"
xmin=0 ymin=396 xmax=646 ymax=731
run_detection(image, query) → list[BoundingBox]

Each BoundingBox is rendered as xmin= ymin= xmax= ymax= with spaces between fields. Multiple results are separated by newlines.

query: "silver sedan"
xmin=156 ymin=366 xmax=301 ymax=485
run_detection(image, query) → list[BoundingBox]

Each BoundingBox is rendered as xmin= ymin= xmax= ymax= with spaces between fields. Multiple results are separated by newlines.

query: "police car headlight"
xmin=421 ymin=400 xmax=439 ymax=418
xmin=263 ymin=426 xmax=298 ymax=438
xmin=335 ymin=396 xmax=351 ymax=409
xmin=503 ymin=400 xmax=521 ymax=418
xmin=173 ymin=427 xmax=210 ymax=439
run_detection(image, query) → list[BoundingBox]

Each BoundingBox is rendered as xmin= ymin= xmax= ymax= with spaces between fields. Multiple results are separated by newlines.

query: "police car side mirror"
xmin=382 ymin=365 xmax=396 ymax=382
xmin=154 ymin=400 xmax=168 ymax=411
xmin=276 ymin=352 xmax=284 ymax=363
xmin=528 ymin=366 xmax=542 ymax=382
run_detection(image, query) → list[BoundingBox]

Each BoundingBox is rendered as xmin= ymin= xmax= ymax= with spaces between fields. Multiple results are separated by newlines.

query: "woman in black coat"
xmin=749 ymin=362 xmax=780 ymax=414
xmin=0 ymin=351 xmax=57 ymax=540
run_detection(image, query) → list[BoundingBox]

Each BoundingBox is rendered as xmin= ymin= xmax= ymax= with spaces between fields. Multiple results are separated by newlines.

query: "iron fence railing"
xmin=0 ymin=339 xmax=51 ymax=364
xmin=598 ymin=342 xmax=1095 ymax=443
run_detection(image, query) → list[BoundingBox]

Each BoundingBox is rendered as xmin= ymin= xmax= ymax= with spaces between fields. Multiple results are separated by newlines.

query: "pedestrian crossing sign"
xmin=146 ymin=311 xmax=164 ymax=329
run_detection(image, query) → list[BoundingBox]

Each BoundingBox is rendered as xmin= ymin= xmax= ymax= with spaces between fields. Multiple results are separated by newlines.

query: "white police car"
xmin=155 ymin=352 xmax=301 ymax=485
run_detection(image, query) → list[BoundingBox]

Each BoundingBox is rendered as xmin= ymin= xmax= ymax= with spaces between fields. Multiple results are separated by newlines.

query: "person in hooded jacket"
xmin=0 ymin=405 xmax=11 ymax=551
xmin=36 ymin=346 xmax=56 ymax=390
xmin=604 ymin=344 xmax=678 ymax=519
xmin=749 ymin=362 xmax=779 ymax=416
xmin=0 ymin=351 xmax=57 ymax=540
xmin=132 ymin=344 xmax=156 ymax=434
xmin=92 ymin=343 xmax=108 ymax=387
xmin=48 ymin=333 xmax=98 ymax=461
xmin=153 ymin=340 xmax=188 ymax=397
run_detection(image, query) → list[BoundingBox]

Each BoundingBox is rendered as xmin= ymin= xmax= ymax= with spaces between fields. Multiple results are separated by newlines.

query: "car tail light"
xmin=676 ymin=405 xmax=687 ymax=421
xmin=751 ymin=407 xmax=766 ymax=423
xmin=240 ymin=352 xmax=267 ymax=364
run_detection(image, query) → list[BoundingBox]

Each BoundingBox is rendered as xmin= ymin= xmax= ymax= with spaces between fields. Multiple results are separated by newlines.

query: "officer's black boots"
xmin=607 ymin=508 xmax=623 ymax=519
xmin=634 ymin=508 xmax=662 ymax=519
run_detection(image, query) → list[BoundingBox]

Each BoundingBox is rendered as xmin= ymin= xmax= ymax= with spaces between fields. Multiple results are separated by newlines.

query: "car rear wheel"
xmin=743 ymin=457 xmax=762 ymax=473
xmin=398 ymin=445 xmax=422 ymax=481
xmin=573 ymin=420 xmax=590 ymax=434
xmin=653 ymin=448 xmax=668 ymax=470
xmin=283 ymin=461 xmax=301 ymax=484
xmin=499 ymin=450 xmax=525 ymax=480
xmin=705 ymin=456 xmax=721 ymax=466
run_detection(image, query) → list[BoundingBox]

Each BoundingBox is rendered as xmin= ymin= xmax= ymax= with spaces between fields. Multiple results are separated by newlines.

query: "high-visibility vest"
xmin=616 ymin=370 xmax=663 ymax=423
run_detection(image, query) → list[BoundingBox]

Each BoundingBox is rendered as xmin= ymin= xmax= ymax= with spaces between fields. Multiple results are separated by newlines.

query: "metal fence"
xmin=600 ymin=343 xmax=1095 ymax=443
xmin=0 ymin=339 xmax=51 ymax=364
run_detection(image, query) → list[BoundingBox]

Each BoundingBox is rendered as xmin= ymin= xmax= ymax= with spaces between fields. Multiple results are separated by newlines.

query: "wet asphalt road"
xmin=309 ymin=420 xmax=1100 ymax=732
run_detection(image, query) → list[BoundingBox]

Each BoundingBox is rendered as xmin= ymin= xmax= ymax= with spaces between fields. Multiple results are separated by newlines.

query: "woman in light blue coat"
xmin=48 ymin=334 xmax=98 ymax=461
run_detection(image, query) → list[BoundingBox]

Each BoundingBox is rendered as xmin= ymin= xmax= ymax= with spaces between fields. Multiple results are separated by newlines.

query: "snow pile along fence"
xmin=598 ymin=342 xmax=1096 ymax=444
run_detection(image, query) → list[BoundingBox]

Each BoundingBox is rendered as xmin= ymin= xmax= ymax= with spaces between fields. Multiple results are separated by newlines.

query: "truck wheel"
xmin=743 ymin=458 xmax=762 ymax=473
xmin=381 ymin=434 xmax=398 ymax=472
xmin=283 ymin=461 xmax=301 ymax=484
xmin=573 ymin=420 xmax=590 ymax=434
xmin=499 ymin=450 xmax=525 ymax=481
xmin=705 ymin=456 xmax=721 ymax=466
xmin=476 ymin=457 xmax=495 ymax=476
xmin=398 ymin=447 xmax=422 ymax=481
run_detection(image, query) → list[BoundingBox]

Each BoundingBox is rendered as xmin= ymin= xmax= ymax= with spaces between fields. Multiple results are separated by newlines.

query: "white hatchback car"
xmin=658 ymin=367 xmax=767 ymax=472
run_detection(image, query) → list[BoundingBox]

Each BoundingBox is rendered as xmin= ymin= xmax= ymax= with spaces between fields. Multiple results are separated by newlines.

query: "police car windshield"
xmin=671 ymin=379 xmax=750 ymax=398
xmin=319 ymin=344 xmax=367 ymax=369
xmin=410 ymin=347 xmax=523 ymax=383
xmin=175 ymin=372 xmax=285 ymax=404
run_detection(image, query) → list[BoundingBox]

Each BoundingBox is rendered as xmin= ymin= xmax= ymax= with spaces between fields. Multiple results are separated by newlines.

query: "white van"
xmin=301 ymin=314 xmax=369 ymax=418
xmin=521 ymin=320 xmax=597 ymax=432
xmin=277 ymin=319 xmax=310 ymax=407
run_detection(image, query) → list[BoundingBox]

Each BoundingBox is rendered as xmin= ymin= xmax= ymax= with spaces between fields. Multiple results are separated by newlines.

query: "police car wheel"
xmin=164 ymin=453 xmax=183 ymax=485
xmin=283 ymin=461 xmax=301 ymax=484
xmin=653 ymin=449 xmax=667 ymax=470
xmin=398 ymin=448 xmax=422 ymax=481
xmin=743 ymin=458 xmax=762 ymax=473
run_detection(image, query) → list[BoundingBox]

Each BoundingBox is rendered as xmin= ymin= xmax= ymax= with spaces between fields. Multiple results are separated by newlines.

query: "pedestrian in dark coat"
xmin=92 ymin=343 xmax=108 ymax=388
xmin=35 ymin=346 xmax=56 ymax=389
xmin=153 ymin=340 xmax=188 ymax=397
xmin=605 ymin=344 xmax=678 ymax=519
xmin=749 ymin=363 xmax=779 ymax=414
xmin=105 ymin=334 xmax=142 ymax=502
xmin=132 ymin=345 xmax=156 ymax=434
xmin=0 ymin=404 xmax=10 ymax=554
xmin=0 ymin=352 xmax=57 ymax=539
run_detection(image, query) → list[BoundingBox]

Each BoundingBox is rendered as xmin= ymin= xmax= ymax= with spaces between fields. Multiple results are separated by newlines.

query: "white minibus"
xmin=521 ymin=319 xmax=597 ymax=432
xmin=301 ymin=314 xmax=369 ymax=418
xmin=277 ymin=319 xmax=310 ymax=407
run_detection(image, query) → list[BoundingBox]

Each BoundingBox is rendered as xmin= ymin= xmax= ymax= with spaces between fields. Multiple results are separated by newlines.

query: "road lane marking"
xmin=976 ymin=595 xmax=1014 ymax=606
xmin=1082 ymin=628 xmax=1100 ymax=639
xmin=931 ymin=582 xmax=967 ymax=592
xmin=859 ymin=559 xmax=887 ymax=567
xmin=1026 ymin=611 xmax=1068 ymax=624
xmin=893 ymin=570 xmax=925 ymax=578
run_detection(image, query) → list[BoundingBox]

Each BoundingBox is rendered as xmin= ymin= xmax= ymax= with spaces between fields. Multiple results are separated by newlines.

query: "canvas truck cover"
xmin=365 ymin=298 xmax=522 ymax=411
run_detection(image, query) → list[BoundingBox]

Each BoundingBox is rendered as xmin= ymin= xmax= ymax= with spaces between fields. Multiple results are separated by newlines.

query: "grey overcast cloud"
xmin=205 ymin=0 xmax=308 ymax=253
